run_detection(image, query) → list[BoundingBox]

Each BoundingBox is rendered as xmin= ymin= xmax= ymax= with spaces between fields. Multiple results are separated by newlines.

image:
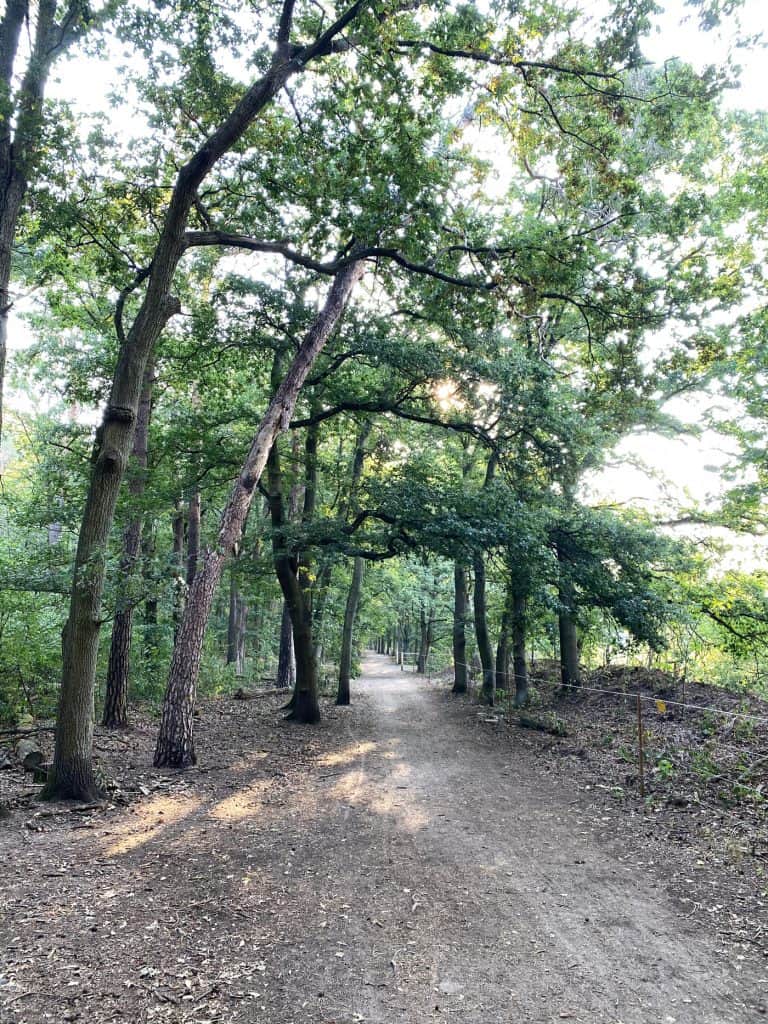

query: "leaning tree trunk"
xmin=102 ymin=363 xmax=154 ymax=728
xmin=452 ymin=562 xmax=468 ymax=694
xmin=337 ymin=556 xmax=364 ymax=705
xmin=46 ymin=16 xmax=359 ymax=798
xmin=153 ymin=260 xmax=364 ymax=767
xmin=473 ymin=554 xmax=495 ymax=706
xmin=0 ymin=1 xmax=91 ymax=450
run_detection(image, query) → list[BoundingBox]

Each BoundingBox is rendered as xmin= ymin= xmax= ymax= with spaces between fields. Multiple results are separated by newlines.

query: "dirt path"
xmin=1 ymin=654 xmax=764 ymax=1023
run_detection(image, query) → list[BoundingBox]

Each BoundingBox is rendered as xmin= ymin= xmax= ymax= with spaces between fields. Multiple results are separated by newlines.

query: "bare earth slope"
xmin=1 ymin=653 xmax=764 ymax=1023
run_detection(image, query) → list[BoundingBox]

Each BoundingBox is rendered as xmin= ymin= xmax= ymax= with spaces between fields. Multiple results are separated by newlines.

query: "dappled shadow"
xmin=5 ymin=653 xmax=759 ymax=1024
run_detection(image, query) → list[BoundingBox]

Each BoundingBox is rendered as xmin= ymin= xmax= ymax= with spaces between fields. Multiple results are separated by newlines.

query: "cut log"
xmin=233 ymin=686 xmax=290 ymax=701
xmin=516 ymin=714 xmax=568 ymax=737
xmin=15 ymin=737 xmax=45 ymax=772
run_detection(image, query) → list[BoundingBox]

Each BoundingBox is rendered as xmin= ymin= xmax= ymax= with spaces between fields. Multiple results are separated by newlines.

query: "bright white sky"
xmin=583 ymin=2 xmax=768 ymax=529
xmin=7 ymin=0 xmax=768 ymax=541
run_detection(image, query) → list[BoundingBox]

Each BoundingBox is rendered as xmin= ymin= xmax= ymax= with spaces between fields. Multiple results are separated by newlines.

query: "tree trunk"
xmin=227 ymin=572 xmax=247 ymax=671
xmin=472 ymin=454 xmax=497 ymax=706
xmin=417 ymin=607 xmax=433 ymax=674
xmin=172 ymin=499 xmax=186 ymax=637
xmin=0 ymin=2 xmax=89 ymax=450
xmin=276 ymin=600 xmax=295 ymax=689
xmin=452 ymin=562 xmax=468 ymax=694
xmin=234 ymin=597 xmax=247 ymax=676
xmin=495 ymin=631 xmax=509 ymax=694
xmin=495 ymin=585 xmax=513 ymax=694
xmin=337 ymin=556 xmax=364 ymax=705
xmin=48 ymin=20 xmax=358 ymax=797
xmin=186 ymin=488 xmax=201 ymax=587
xmin=266 ymin=436 xmax=321 ymax=723
xmin=153 ymin=260 xmax=364 ymax=767
xmin=512 ymin=591 xmax=529 ymax=707
xmin=227 ymin=577 xmax=239 ymax=665
xmin=102 ymin=362 xmax=154 ymax=729
xmin=558 ymin=578 xmax=580 ymax=689
xmin=473 ymin=554 xmax=495 ymax=705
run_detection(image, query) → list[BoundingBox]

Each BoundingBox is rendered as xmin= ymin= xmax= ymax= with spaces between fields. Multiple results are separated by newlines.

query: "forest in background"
xmin=1 ymin=0 xmax=768 ymax=801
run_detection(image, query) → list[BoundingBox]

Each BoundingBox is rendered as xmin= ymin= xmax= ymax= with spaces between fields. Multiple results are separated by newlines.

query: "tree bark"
xmin=417 ymin=607 xmax=433 ymax=674
xmin=511 ymin=591 xmax=529 ymax=707
xmin=266 ymin=442 xmax=320 ymax=723
xmin=186 ymin=488 xmax=201 ymax=586
xmin=172 ymin=499 xmax=186 ymax=637
xmin=452 ymin=562 xmax=468 ymax=694
xmin=48 ymin=10 xmax=364 ymax=797
xmin=495 ymin=626 xmax=509 ymax=694
xmin=496 ymin=584 xmax=514 ymax=694
xmin=153 ymin=259 xmax=364 ymax=767
xmin=102 ymin=363 xmax=154 ymax=728
xmin=226 ymin=572 xmax=247 ymax=675
xmin=337 ymin=556 xmax=364 ymax=705
xmin=473 ymin=554 xmax=495 ymax=705
xmin=276 ymin=600 xmax=296 ymax=689
xmin=311 ymin=418 xmax=371 ymax=661
xmin=558 ymin=576 xmax=581 ymax=688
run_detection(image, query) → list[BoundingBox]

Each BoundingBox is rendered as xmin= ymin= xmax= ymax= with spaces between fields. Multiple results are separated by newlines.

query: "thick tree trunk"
xmin=153 ymin=260 xmax=364 ymax=767
xmin=337 ymin=556 xmax=364 ymax=705
xmin=512 ymin=591 xmax=529 ymax=707
xmin=276 ymin=601 xmax=295 ymax=689
xmin=102 ymin=363 xmax=154 ymax=729
xmin=277 ymin=557 xmax=320 ymax=724
xmin=5 ymin=4 xmax=97 ymax=797
xmin=48 ymin=21 xmax=356 ymax=796
xmin=473 ymin=554 xmax=495 ymax=705
xmin=452 ymin=562 xmax=468 ymax=694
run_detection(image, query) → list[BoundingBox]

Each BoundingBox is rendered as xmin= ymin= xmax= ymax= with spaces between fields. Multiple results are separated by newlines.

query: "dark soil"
xmin=0 ymin=655 xmax=766 ymax=1023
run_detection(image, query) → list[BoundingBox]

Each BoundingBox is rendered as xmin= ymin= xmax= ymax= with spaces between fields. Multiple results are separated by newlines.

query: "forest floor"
xmin=1 ymin=654 xmax=767 ymax=1024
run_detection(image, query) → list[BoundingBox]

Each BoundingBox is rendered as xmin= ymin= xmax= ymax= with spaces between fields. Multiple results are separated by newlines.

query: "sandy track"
xmin=1 ymin=653 xmax=763 ymax=1023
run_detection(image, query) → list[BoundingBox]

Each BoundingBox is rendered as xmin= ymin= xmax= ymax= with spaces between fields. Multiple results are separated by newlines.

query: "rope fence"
xmin=378 ymin=648 xmax=768 ymax=802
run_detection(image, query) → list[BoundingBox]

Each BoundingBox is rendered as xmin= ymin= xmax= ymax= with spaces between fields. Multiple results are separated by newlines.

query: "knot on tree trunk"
xmin=162 ymin=295 xmax=182 ymax=320
xmin=99 ymin=446 xmax=126 ymax=473
xmin=104 ymin=404 xmax=135 ymax=426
